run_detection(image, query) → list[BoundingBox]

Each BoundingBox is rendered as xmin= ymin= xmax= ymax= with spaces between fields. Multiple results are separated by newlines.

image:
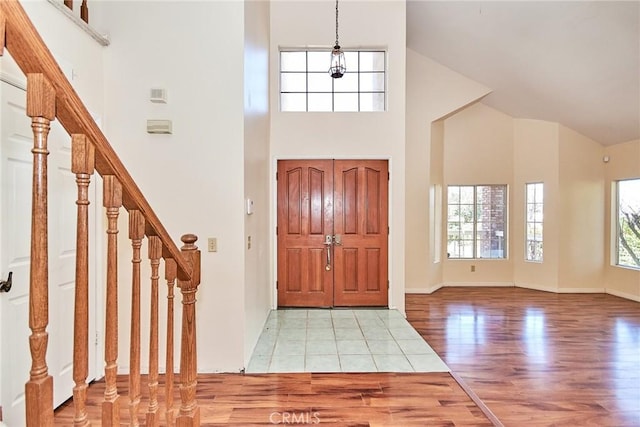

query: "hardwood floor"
xmin=406 ymin=287 xmax=640 ymax=427
xmin=54 ymin=287 xmax=639 ymax=426
xmin=54 ymin=372 xmax=492 ymax=426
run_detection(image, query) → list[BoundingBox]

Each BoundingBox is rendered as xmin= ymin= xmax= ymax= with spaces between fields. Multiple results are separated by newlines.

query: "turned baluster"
xmin=71 ymin=134 xmax=95 ymax=427
xmin=64 ymin=0 xmax=73 ymax=10
xmin=176 ymin=234 xmax=201 ymax=427
xmin=146 ymin=236 xmax=162 ymax=427
xmin=80 ymin=0 xmax=88 ymax=23
xmin=102 ymin=175 xmax=122 ymax=426
xmin=128 ymin=210 xmax=145 ymax=426
xmin=164 ymin=258 xmax=177 ymax=426
xmin=0 ymin=14 xmax=5 ymax=56
xmin=25 ymin=73 xmax=56 ymax=427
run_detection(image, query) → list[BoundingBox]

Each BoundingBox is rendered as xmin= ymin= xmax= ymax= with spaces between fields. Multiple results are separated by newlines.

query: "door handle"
xmin=324 ymin=234 xmax=332 ymax=271
xmin=0 ymin=272 xmax=12 ymax=293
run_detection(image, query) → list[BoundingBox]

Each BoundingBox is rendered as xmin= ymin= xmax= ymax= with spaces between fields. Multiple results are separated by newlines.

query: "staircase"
xmin=0 ymin=1 xmax=201 ymax=425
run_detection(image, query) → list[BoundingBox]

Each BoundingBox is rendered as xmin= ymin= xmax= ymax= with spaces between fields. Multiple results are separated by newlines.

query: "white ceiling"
xmin=406 ymin=1 xmax=640 ymax=146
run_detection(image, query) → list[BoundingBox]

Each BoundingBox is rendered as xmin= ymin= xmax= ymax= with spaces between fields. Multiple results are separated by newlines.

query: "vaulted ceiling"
xmin=406 ymin=1 xmax=640 ymax=146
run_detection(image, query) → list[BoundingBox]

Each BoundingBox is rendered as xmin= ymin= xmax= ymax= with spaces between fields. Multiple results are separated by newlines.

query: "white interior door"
xmin=0 ymin=80 xmax=98 ymax=425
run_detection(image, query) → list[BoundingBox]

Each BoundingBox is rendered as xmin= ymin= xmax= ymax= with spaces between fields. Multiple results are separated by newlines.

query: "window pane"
xmin=477 ymin=185 xmax=506 ymax=259
xmin=534 ymin=224 xmax=543 ymax=241
xmin=344 ymin=51 xmax=358 ymax=71
xmin=281 ymin=52 xmax=306 ymax=71
xmin=459 ymin=204 xmax=474 ymax=223
xmin=307 ymin=93 xmax=333 ymax=112
xmin=360 ymin=72 xmax=385 ymax=92
xmin=447 ymin=208 xmax=459 ymax=223
xmin=359 ymin=51 xmax=385 ymax=71
xmin=333 ymin=72 xmax=358 ymax=93
xmin=281 ymin=93 xmax=306 ymax=111
xmin=460 ymin=187 xmax=474 ymax=204
xmin=280 ymin=49 xmax=386 ymax=112
xmin=448 ymin=186 xmax=460 ymax=204
xmin=281 ymin=73 xmax=306 ymax=92
xmin=360 ymin=93 xmax=384 ymax=112
xmin=534 ymin=204 xmax=543 ymax=222
xmin=460 ymin=240 xmax=474 ymax=258
xmin=308 ymin=72 xmax=332 ymax=92
xmin=448 ymin=229 xmax=461 ymax=241
xmin=526 ymin=182 xmax=543 ymax=262
xmin=334 ymin=93 xmax=358 ymax=112
xmin=308 ymin=51 xmax=329 ymax=72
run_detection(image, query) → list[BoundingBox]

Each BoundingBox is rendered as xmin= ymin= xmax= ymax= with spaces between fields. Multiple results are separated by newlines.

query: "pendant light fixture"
xmin=329 ymin=0 xmax=346 ymax=78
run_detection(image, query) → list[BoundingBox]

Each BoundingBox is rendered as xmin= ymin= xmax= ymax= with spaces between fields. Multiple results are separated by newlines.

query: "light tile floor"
xmin=246 ymin=308 xmax=449 ymax=373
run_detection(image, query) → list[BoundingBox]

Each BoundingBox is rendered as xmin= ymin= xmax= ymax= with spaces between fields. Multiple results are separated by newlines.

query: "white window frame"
xmin=615 ymin=178 xmax=640 ymax=269
xmin=447 ymin=185 xmax=508 ymax=260
xmin=279 ymin=49 xmax=386 ymax=112
xmin=525 ymin=182 xmax=544 ymax=263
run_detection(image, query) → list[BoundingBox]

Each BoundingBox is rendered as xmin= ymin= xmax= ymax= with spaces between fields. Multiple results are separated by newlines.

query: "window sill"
xmin=613 ymin=264 xmax=640 ymax=272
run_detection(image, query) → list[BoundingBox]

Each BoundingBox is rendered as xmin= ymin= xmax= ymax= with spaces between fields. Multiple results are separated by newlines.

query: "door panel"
xmin=277 ymin=160 xmax=334 ymax=307
xmin=333 ymin=160 xmax=388 ymax=306
xmin=0 ymin=81 xmax=97 ymax=425
xmin=277 ymin=159 xmax=388 ymax=308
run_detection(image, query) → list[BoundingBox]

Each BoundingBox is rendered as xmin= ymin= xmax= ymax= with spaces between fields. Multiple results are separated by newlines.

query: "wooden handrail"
xmin=1 ymin=1 xmax=202 ymax=426
xmin=0 ymin=0 xmax=192 ymax=281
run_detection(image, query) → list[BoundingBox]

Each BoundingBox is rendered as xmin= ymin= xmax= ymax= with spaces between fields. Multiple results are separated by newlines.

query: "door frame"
xmin=271 ymin=156 xmax=394 ymax=309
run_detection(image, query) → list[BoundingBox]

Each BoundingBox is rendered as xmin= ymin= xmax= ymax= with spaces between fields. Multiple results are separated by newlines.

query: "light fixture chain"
xmin=335 ymin=0 xmax=340 ymax=46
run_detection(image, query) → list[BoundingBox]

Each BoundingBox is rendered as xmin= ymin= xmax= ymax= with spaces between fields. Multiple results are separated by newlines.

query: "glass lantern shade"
xmin=329 ymin=45 xmax=346 ymax=78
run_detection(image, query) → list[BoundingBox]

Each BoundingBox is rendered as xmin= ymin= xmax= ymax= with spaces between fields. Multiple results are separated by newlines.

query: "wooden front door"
xmin=277 ymin=159 xmax=388 ymax=307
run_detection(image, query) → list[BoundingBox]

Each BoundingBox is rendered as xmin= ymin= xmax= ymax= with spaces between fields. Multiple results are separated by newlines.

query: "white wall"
xmin=95 ymin=1 xmax=247 ymax=372
xmin=269 ymin=0 xmax=407 ymax=312
xmin=243 ymin=0 xmax=271 ymax=364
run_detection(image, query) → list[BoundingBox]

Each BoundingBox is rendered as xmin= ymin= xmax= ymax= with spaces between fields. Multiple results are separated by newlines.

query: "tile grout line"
xmin=250 ymin=308 xmax=448 ymax=374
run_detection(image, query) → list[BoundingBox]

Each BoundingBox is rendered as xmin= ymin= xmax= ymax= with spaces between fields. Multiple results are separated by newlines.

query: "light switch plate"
xmin=208 ymin=237 xmax=217 ymax=252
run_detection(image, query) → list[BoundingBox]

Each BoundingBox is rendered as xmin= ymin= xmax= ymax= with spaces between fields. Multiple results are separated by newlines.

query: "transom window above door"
xmin=279 ymin=50 xmax=386 ymax=112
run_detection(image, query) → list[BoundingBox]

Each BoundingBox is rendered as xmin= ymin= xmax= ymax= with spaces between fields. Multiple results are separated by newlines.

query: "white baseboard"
xmin=605 ymin=288 xmax=640 ymax=302
xmin=405 ymin=282 xmax=514 ymax=294
xmin=515 ymin=282 xmax=557 ymax=293
xmin=442 ymin=281 xmax=514 ymax=288
xmin=557 ymin=287 xmax=606 ymax=294
xmin=405 ymin=283 xmax=444 ymax=294
xmin=414 ymin=281 xmax=640 ymax=303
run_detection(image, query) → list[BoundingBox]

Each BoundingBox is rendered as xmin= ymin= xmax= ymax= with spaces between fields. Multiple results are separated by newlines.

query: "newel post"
xmin=25 ymin=73 xmax=56 ymax=427
xmin=176 ymin=234 xmax=201 ymax=427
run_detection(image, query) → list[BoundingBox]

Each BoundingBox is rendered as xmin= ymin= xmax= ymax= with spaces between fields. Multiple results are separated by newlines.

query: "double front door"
xmin=277 ymin=159 xmax=388 ymax=307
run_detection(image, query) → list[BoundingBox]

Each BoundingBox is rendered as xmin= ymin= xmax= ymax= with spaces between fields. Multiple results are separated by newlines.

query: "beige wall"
xmin=269 ymin=0 xmax=407 ymax=312
xmin=513 ymin=119 xmax=560 ymax=291
xmin=604 ymin=139 xmax=640 ymax=301
xmin=404 ymin=49 xmax=491 ymax=293
xmin=442 ymin=103 xmax=514 ymax=285
xmin=425 ymin=101 xmax=616 ymax=296
xmin=558 ymin=126 xmax=605 ymax=291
